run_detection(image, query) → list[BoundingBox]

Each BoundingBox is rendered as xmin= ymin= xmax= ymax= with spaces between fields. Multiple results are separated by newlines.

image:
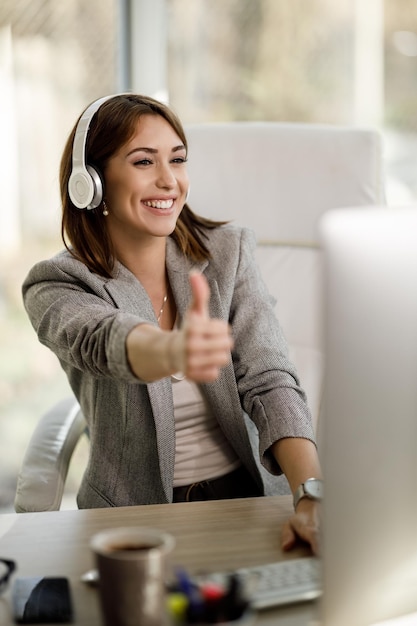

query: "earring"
xmin=102 ymin=201 xmax=109 ymax=217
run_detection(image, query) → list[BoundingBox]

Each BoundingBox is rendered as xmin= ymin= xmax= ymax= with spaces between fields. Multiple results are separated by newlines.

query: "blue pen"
xmin=175 ymin=567 xmax=205 ymax=624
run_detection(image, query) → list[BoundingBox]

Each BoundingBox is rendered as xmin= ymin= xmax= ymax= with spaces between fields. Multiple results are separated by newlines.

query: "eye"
xmin=134 ymin=158 xmax=153 ymax=166
xmin=171 ymin=157 xmax=188 ymax=164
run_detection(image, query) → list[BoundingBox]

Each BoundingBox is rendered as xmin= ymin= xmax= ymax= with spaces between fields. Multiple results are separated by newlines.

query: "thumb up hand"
xmin=182 ymin=272 xmax=233 ymax=382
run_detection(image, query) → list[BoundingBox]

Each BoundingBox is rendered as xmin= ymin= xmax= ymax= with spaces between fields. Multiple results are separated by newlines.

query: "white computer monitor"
xmin=319 ymin=206 xmax=417 ymax=626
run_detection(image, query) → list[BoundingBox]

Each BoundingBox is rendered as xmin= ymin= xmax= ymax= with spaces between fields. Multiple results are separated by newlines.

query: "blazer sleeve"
xmin=22 ymin=253 xmax=146 ymax=382
xmin=228 ymin=228 xmax=316 ymax=471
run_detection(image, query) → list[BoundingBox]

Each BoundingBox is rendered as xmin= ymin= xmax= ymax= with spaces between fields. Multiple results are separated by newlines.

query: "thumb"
xmin=189 ymin=271 xmax=210 ymax=318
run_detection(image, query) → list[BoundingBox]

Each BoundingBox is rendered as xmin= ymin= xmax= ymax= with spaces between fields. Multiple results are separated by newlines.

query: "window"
xmin=0 ymin=0 xmax=118 ymax=511
xmin=167 ymin=0 xmax=417 ymax=204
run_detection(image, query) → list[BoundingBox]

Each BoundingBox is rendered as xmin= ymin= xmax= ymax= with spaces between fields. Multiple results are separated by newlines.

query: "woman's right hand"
xmin=180 ymin=272 xmax=234 ymax=382
xmin=126 ymin=272 xmax=233 ymax=383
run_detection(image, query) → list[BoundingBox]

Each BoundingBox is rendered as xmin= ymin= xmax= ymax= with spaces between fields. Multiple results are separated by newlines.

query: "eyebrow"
xmin=126 ymin=145 xmax=186 ymax=157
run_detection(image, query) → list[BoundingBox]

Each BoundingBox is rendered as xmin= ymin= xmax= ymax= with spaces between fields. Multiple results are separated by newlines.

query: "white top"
xmin=172 ymin=376 xmax=240 ymax=487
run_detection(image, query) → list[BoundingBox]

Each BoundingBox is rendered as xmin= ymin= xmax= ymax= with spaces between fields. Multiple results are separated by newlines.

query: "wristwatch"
xmin=293 ymin=478 xmax=324 ymax=510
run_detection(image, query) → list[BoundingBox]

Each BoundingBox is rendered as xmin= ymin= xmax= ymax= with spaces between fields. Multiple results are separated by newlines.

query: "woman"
xmin=22 ymin=94 xmax=321 ymax=554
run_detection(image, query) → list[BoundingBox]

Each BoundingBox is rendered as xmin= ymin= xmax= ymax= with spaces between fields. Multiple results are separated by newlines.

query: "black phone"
xmin=12 ymin=577 xmax=73 ymax=624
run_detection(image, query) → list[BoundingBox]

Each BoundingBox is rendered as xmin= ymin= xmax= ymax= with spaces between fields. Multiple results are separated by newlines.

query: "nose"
xmin=156 ymin=162 xmax=176 ymax=189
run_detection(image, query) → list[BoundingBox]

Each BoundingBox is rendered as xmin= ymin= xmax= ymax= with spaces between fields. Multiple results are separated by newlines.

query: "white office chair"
xmin=14 ymin=121 xmax=384 ymax=512
xmin=14 ymin=398 xmax=87 ymax=513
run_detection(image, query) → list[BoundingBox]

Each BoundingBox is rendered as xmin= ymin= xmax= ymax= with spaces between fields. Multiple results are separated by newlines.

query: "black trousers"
xmin=172 ymin=465 xmax=262 ymax=503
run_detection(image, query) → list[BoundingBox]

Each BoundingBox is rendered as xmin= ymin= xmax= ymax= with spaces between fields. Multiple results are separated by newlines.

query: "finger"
xmin=285 ymin=514 xmax=321 ymax=556
xmin=281 ymin=521 xmax=297 ymax=552
xmin=187 ymin=346 xmax=231 ymax=372
xmin=186 ymin=321 xmax=233 ymax=360
xmin=189 ymin=271 xmax=210 ymax=318
xmin=187 ymin=365 xmax=222 ymax=383
xmin=186 ymin=336 xmax=233 ymax=384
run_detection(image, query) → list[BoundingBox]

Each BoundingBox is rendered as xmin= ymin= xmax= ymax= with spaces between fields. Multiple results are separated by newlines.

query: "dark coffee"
xmin=106 ymin=542 xmax=161 ymax=553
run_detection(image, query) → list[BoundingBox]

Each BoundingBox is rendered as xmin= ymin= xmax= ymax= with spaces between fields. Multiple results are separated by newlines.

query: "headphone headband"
xmin=68 ymin=94 xmax=118 ymax=210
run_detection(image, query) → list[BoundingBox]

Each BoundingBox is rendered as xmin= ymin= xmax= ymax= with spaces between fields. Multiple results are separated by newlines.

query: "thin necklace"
xmin=157 ymin=294 xmax=168 ymax=323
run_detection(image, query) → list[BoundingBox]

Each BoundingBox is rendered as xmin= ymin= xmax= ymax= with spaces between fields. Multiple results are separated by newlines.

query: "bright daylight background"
xmin=0 ymin=0 xmax=416 ymax=512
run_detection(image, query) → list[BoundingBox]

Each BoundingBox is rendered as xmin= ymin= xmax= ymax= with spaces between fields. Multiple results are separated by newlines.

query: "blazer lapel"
xmin=166 ymin=237 xmax=228 ymax=321
xmin=103 ymin=262 xmax=156 ymax=320
xmin=146 ymin=377 xmax=176 ymax=501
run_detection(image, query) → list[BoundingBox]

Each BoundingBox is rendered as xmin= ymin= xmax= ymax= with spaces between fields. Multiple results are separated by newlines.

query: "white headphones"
xmin=68 ymin=93 xmax=191 ymax=211
xmin=68 ymin=94 xmax=116 ymax=210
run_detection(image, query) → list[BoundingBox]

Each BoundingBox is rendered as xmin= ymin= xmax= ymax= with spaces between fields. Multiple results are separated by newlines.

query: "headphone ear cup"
xmin=68 ymin=168 xmax=95 ymax=209
xmin=85 ymin=165 xmax=104 ymax=210
xmin=68 ymin=94 xmax=117 ymax=210
xmin=68 ymin=165 xmax=104 ymax=210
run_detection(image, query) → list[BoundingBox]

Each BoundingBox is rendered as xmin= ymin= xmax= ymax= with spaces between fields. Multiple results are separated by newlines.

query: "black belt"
xmin=172 ymin=465 xmax=262 ymax=503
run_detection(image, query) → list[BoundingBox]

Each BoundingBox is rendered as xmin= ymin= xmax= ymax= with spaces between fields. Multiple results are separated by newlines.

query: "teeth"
xmin=144 ymin=199 xmax=174 ymax=209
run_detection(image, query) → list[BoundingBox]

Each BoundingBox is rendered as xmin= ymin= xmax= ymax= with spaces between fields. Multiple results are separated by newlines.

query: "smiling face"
xmin=103 ymin=113 xmax=189 ymax=250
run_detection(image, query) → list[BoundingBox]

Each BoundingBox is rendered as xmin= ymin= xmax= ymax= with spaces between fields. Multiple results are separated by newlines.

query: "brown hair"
xmin=60 ymin=94 xmax=226 ymax=278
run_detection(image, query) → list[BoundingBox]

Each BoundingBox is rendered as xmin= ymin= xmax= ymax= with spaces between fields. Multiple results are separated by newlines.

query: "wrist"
xmin=293 ymin=478 xmax=323 ymax=510
xmin=127 ymin=325 xmax=184 ymax=381
xmin=166 ymin=329 xmax=185 ymax=375
xmin=294 ymin=496 xmax=319 ymax=514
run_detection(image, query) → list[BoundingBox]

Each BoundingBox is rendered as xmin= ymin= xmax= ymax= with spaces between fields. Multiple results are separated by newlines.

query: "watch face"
xmin=305 ymin=479 xmax=324 ymax=499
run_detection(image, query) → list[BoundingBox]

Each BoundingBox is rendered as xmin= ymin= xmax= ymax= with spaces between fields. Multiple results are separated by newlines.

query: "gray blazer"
xmin=22 ymin=225 xmax=314 ymax=508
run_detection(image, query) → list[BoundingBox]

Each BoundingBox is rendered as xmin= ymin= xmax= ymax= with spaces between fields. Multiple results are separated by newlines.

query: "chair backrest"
xmin=14 ymin=397 xmax=86 ymax=513
xmin=185 ymin=121 xmax=384 ymax=427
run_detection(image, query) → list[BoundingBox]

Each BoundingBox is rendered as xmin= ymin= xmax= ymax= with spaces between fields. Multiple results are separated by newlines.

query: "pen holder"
xmin=167 ymin=569 xmax=256 ymax=626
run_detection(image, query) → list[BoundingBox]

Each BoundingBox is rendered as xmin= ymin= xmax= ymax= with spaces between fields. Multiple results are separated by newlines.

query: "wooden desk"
xmin=0 ymin=495 xmax=318 ymax=625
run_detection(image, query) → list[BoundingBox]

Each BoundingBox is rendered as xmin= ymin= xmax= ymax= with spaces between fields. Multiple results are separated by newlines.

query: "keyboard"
xmin=225 ymin=557 xmax=322 ymax=610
